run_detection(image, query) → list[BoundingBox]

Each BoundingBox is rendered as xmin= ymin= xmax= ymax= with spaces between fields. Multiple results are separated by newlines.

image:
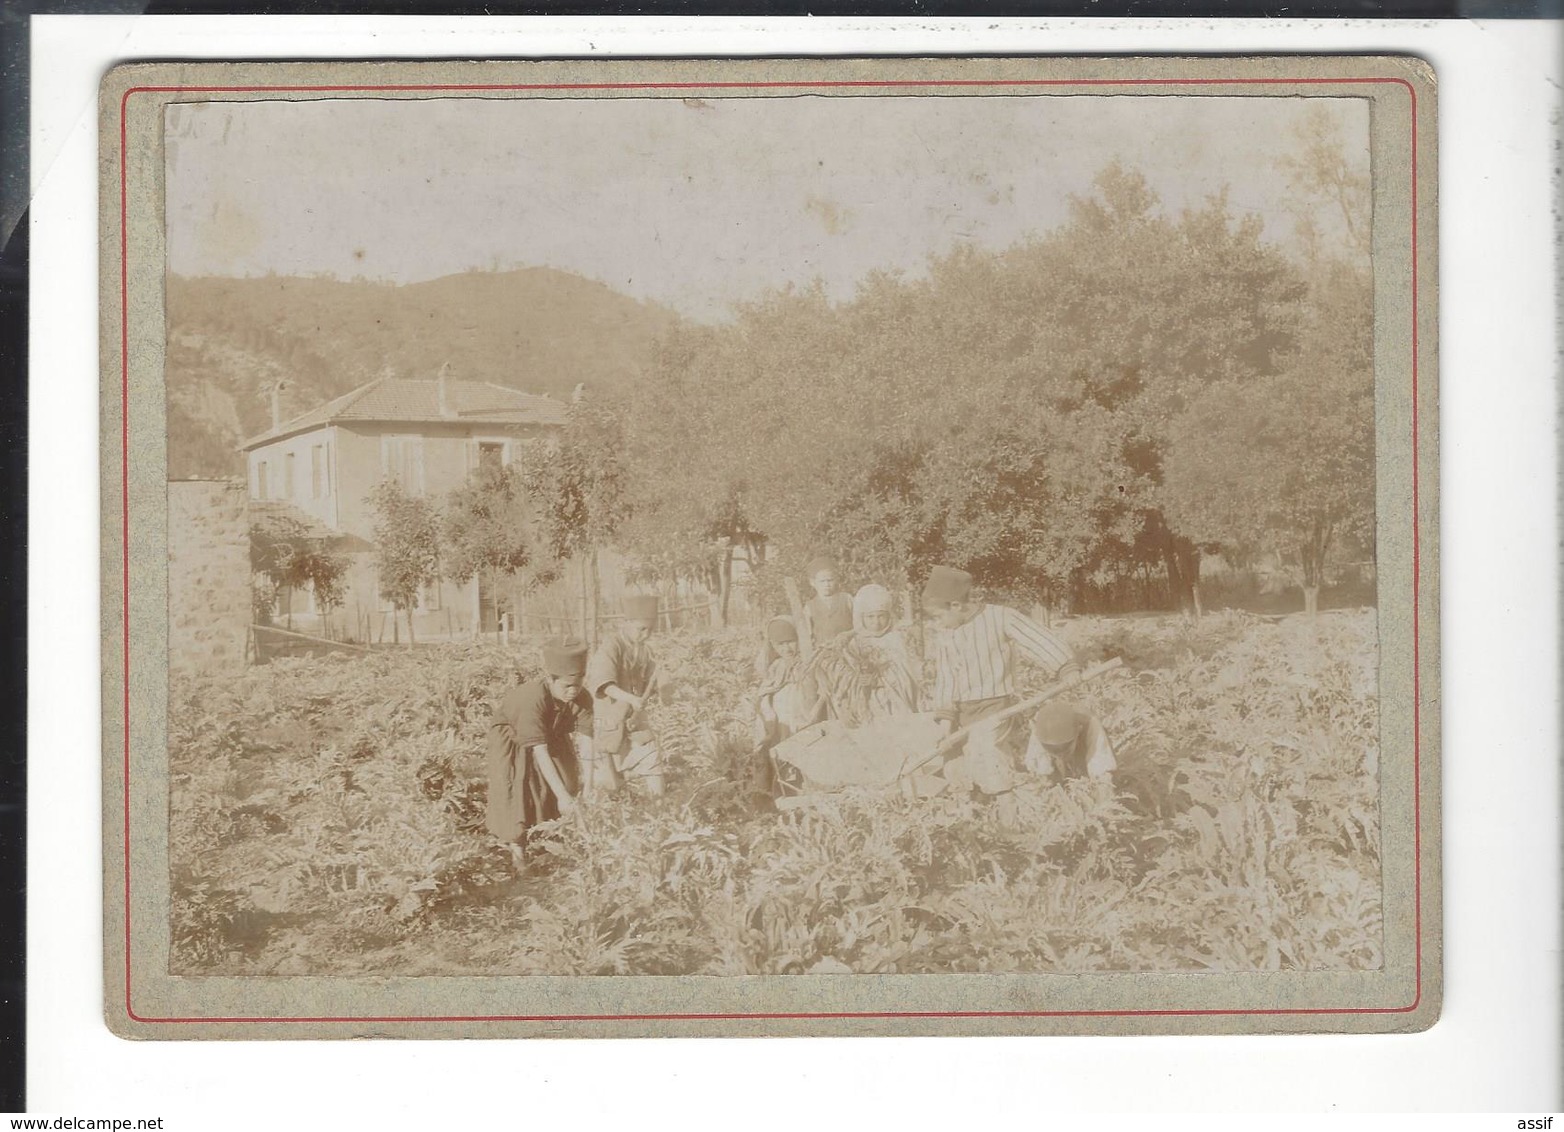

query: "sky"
xmin=165 ymin=93 xmax=1368 ymax=322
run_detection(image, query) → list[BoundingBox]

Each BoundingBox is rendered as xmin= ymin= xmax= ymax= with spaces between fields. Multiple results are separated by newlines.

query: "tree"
xmin=621 ymin=163 xmax=1310 ymax=617
xmin=1162 ymin=371 xmax=1372 ymax=617
xmin=1279 ymin=106 xmax=1372 ymax=264
xmin=809 ymin=405 xmax=1141 ymax=612
xmin=519 ymin=399 xmax=630 ymax=641
xmin=1163 ymin=262 xmax=1374 ymax=616
xmin=1163 ymin=115 xmax=1374 ymax=617
xmin=367 ymin=478 xmax=441 ymax=644
xmin=441 ymin=462 xmax=535 ymax=629
xmin=997 ymin=166 xmax=1309 ymax=611
xmin=248 ymin=510 xmax=350 ymax=632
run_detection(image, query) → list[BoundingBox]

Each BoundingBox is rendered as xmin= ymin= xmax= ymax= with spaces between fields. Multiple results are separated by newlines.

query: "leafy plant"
xmin=168 ymin=610 xmax=1382 ymax=977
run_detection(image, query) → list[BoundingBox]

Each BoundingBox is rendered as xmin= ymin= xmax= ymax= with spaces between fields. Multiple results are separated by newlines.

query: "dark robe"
xmin=484 ymin=679 xmax=592 ymax=842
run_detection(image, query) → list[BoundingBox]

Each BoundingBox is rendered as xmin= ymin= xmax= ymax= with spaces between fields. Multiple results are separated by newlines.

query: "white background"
xmin=27 ymin=15 xmax=1563 ymax=1120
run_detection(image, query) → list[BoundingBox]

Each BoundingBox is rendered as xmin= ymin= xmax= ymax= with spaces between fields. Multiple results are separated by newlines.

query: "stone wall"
xmin=168 ymin=479 xmax=251 ymax=673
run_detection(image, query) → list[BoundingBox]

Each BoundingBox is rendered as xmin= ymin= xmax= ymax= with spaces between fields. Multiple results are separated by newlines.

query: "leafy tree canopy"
xmin=441 ymin=462 xmax=534 ymax=585
xmin=367 ymin=479 xmax=441 ymax=620
xmin=249 ymin=510 xmax=351 ymax=616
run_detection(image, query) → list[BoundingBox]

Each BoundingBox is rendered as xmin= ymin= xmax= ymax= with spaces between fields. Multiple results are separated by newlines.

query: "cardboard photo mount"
xmin=101 ymin=54 xmax=1439 ymax=1039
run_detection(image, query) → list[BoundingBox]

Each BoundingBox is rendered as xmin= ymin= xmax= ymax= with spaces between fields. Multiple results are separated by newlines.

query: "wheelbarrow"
xmin=770 ymin=658 xmax=1123 ymax=810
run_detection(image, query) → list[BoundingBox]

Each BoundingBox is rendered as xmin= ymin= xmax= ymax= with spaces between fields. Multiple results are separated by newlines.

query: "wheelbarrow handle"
xmin=900 ymin=657 xmax=1124 ymax=778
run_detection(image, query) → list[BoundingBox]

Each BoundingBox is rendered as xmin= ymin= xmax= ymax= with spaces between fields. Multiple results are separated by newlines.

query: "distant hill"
xmin=165 ymin=269 xmax=684 ymax=479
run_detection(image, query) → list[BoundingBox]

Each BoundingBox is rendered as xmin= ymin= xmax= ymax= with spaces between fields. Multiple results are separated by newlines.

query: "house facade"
xmin=240 ymin=375 xmax=567 ymax=642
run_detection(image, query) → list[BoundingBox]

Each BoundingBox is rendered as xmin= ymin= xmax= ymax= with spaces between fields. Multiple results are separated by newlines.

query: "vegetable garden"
xmin=170 ymin=606 xmax=1381 ymax=976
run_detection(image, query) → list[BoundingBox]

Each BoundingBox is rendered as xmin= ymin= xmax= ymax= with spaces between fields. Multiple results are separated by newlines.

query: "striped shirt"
xmin=929 ymin=604 xmax=1078 ymax=715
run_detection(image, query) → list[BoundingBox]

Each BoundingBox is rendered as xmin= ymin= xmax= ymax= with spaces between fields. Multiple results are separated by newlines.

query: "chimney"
xmin=267 ymin=380 xmax=288 ymax=431
xmin=437 ymin=362 xmax=453 ymax=418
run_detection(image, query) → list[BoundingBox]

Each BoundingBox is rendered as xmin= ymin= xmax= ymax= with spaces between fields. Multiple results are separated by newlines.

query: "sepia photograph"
xmin=102 ymin=56 xmax=1438 ymax=1035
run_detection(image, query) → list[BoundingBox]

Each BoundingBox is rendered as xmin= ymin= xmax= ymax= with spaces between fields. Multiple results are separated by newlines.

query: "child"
xmin=921 ymin=564 xmax=1081 ymax=799
xmin=485 ymin=638 xmax=594 ymax=847
xmin=753 ymin=616 xmax=822 ymax=799
xmin=809 ymin=584 xmax=922 ymax=726
xmin=1024 ymin=702 xmax=1117 ymax=781
xmin=586 ymin=594 xmax=664 ymax=798
xmin=802 ymin=556 xmax=855 ymax=646
xmin=755 ymin=616 xmax=816 ymax=746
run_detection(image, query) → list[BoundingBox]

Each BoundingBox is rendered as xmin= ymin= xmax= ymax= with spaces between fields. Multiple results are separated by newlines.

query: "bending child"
xmin=1024 ymin=702 xmax=1117 ymax=781
xmin=485 ymin=638 xmax=595 ymax=850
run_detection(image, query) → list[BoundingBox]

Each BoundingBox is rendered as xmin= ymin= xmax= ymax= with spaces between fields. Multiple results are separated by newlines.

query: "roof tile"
xmin=240 ymin=378 xmax=567 ymax=449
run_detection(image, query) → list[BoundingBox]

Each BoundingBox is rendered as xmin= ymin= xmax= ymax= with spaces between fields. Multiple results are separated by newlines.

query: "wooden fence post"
xmin=783 ymin=576 xmax=812 ymax=663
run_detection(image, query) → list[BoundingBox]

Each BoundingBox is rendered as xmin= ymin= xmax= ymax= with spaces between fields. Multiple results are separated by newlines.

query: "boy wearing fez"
xmin=485 ymin=638 xmax=594 ymax=847
xmin=586 ymin=594 xmax=665 ymax=798
xmin=921 ymin=565 xmax=1082 ymax=800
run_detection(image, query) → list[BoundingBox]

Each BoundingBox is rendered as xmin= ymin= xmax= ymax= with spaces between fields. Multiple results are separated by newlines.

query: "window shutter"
xmin=409 ymin=438 xmax=425 ymax=496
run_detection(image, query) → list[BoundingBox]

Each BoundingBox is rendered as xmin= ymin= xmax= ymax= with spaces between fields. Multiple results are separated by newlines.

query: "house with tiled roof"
xmin=239 ymin=373 xmax=566 ymax=640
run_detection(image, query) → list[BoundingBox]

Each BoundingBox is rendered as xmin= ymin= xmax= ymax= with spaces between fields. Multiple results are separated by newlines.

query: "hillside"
xmin=165 ymin=269 xmax=683 ymax=479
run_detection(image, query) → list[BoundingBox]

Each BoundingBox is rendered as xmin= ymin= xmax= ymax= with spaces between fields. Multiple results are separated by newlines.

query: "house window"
xmin=468 ymin=438 xmax=515 ymax=478
xmin=478 ymin=441 xmax=506 ymax=474
xmin=311 ymin=444 xmax=329 ymax=499
xmin=255 ymin=460 xmax=269 ymax=500
xmin=284 ymin=452 xmax=296 ymax=500
xmin=381 ymin=435 xmax=426 ymax=495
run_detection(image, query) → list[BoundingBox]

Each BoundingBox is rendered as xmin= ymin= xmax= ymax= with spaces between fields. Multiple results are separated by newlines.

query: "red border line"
xmin=120 ymin=90 xmax=134 ymax=1021
xmin=123 ymin=77 xmax=1401 ymax=93
xmin=121 ymin=75 xmax=1422 ymax=1025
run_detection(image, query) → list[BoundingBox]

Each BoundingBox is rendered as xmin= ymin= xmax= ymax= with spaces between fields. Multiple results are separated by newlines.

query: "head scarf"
xmin=852 ymin=584 xmax=896 ymax=637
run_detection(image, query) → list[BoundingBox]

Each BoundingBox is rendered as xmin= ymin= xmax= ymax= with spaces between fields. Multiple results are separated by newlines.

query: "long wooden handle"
xmin=900 ymin=657 xmax=1124 ymax=778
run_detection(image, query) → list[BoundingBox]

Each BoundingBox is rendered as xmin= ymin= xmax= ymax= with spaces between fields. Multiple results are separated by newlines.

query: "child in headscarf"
xmin=754 ymin=616 xmax=819 ymax=747
xmin=808 ymin=584 xmax=923 ymax=727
